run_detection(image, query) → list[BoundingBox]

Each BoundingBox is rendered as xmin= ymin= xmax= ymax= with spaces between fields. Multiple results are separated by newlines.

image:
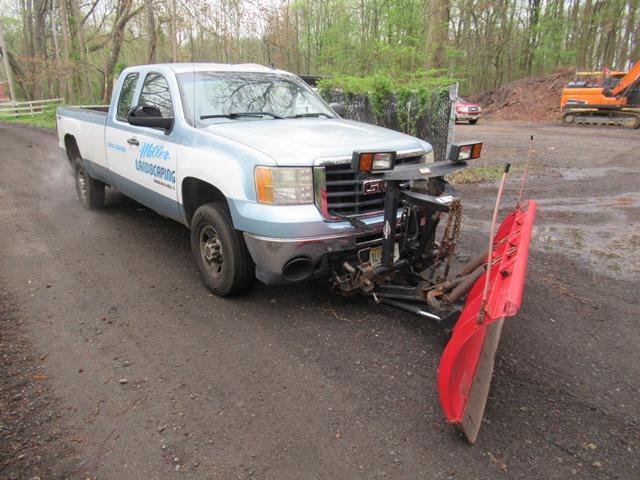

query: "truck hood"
xmin=204 ymin=118 xmax=428 ymax=166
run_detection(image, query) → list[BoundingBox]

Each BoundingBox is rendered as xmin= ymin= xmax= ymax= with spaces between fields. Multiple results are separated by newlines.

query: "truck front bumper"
xmin=244 ymin=226 xmax=385 ymax=285
xmin=455 ymin=113 xmax=480 ymax=121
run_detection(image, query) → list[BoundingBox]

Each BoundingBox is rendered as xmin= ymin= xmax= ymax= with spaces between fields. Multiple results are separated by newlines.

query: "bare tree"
xmin=0 ymin=16 xmax=17 ymax=101
xmin=101 ymin=0 xmax=142 ymax=103
xmin=145 ymin=0 xmax=156 ymax=62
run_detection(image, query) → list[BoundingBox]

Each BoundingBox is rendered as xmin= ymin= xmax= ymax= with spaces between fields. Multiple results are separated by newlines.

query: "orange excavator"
xmin=560 ymin=60 xmax=640 ymax=128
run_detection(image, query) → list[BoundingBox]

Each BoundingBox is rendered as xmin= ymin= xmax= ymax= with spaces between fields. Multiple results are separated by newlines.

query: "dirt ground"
xmin=0 ymin=120 xmax=638 ymax=479
xmin=468 ymin=70 xmax=574 ymax=122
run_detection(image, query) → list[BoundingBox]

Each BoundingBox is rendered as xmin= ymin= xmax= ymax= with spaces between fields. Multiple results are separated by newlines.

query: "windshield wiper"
xmin=200 ymin=111 xmax=283 ymax=120
xmin=291 ymin=112 xmax=332 ymax=118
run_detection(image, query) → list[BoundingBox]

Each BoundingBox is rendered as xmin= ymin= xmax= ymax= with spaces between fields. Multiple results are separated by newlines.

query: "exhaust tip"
xmin=282 ymin=257 xmax=314 ymax=282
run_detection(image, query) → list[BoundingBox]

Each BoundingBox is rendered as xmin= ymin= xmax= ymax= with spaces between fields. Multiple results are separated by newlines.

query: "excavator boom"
xmin=611 ymin=60 xmax=640 ymax=96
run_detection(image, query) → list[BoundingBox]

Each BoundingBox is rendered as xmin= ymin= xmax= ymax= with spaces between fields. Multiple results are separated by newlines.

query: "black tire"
xmin=469 ymin=119 xmax=478 ymax=125
xmin=74 ymin=161 xmax=105 ymax=209
xmin=190 ymin=202 xmax=255 ymax=296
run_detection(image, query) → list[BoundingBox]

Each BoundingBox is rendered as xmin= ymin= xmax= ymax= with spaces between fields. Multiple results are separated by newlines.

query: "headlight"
xmin=448 ymin=142 xmax=483 ymax=162
xmin=352 ymin=151 xmax=396 ymax=172
xmin=255 ymin=166 xmax=313 ymax=204
xmin=372 ymin=152 xmax=394 ymax=170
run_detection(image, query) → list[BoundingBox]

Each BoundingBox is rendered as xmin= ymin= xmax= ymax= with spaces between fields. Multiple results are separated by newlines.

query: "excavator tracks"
xmin=563 ymin=110 xmax=640 ymax=129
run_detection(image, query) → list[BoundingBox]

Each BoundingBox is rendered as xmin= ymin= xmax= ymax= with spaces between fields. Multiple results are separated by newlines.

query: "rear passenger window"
xmin=139 ymin=73 xmax=173 ymax=117
xmin=116 ymin=73 xmax=139 ymax=121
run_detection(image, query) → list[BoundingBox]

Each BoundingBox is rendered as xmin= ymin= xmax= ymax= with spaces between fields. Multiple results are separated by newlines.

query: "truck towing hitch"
xmin=332 ymin=147 xmax=537 ymax=443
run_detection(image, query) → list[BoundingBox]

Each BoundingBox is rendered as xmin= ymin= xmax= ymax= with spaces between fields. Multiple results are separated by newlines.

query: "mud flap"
xmin=438 ymin=200 xmax=537 ymax=443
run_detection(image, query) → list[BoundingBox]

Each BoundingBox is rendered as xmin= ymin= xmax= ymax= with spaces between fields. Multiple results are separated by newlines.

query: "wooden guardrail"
xmin=0 ymin=98 xmax=64 ymax=117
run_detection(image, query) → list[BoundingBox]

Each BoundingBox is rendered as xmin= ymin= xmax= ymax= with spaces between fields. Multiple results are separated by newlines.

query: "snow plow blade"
xmin=438 ymin=200 xmax=537 ymax=443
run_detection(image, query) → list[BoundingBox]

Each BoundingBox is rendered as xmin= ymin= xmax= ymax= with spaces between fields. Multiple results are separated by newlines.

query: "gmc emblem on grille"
xmin=362 ymin=179 xmax=384 ymax=195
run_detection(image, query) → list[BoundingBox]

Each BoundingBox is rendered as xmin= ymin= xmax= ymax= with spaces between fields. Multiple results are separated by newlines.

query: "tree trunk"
xmin=32 ymin=0 xmax=48 ymax=99
xmin=622 ymin=0 xmax=639 ymax=67
xmin=170 ymin=0 xmax=177 ymax=62
xmin=69 ymin=0 xmax=89 ymax=100
xmin=427 ymin=0 xmax=450 ymax=69
xmin=51 ymin=7 xmax=63 ymax=100
xmin=57 ymin=0 xmax=74 ymax=102
xmin=21 ymin=0 xmax=36 ymax=99
xmin=0 ymin=17 xmax=17 ymax=101
xmin=145 ymin=0 xmax=157 ymax=63
xmin=101 ymin=0 xmax=140 ymax=103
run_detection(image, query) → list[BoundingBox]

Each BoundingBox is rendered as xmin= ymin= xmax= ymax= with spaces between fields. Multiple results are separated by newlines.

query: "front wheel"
xmin=190 ymin=202 xmax=255 ymax=296
xmin=469 ymin=119 xmax=478 ymax=125
xmin=74 ymin=161 xmax=105 ymax=209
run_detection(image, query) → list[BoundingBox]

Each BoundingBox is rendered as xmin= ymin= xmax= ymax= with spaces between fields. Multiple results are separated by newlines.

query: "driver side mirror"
xmin=329 ymin=102 xmax=346 ymax=117
xmin=127 ymin=105 xmax=174 ymax=131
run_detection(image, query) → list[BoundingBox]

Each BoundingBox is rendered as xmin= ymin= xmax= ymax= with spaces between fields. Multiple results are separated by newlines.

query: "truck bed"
xmin=57 ymin=105 xmax=109 ymax=121
xmin=57 ymin=106 xmax=110 ymax=169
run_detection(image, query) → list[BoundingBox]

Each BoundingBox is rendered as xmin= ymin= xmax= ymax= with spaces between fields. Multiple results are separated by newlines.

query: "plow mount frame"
xmin=332 ymin=157 xmax=537 ymax=444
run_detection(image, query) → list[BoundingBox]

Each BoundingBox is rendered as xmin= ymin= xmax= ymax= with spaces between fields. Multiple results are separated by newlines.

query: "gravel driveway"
xmin=0 ymin=120 xmax=638 ymax=479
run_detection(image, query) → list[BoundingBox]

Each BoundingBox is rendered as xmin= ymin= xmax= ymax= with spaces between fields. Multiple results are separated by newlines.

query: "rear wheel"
xmin=190 ymin=202 xmax=255 ymax=296
xmin=74 ymin=161 xmax=105 ymax=209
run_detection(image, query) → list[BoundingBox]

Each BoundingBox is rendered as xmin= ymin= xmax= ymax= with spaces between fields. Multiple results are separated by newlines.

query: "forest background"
xmin=0 ymin=0 xmax=638 ymax=105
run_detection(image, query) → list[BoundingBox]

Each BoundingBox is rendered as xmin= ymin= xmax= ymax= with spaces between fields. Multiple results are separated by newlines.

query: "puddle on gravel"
xmin=533 ymin=225 xmax=640 ymax=279
xmin=557 ymin=166 xmax=640 ymax=181
xmin=463 ymin=191 xmax=639 ymax=280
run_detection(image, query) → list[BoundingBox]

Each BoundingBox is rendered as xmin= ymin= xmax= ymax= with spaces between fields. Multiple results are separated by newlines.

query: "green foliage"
xmin=449 ymin=165 xmax=522 ymax=184
xmin=0 ymin=107 xmax=57 ymax=129
xmin=319 ymin=71 xmax=455 ymax=127
xmin=318 ymin=71 xmax=456 ymax=97
xmin=115 ymin=62 xmax=128 ymax=75
xmin=6 ymin=0 xmax=638 ymax=105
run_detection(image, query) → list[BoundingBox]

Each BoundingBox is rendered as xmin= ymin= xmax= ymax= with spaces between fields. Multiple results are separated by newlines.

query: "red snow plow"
xmin=438 ymin=199 xmax=536 ymax=442
xmin=332 ymin=144 xmax=536 ymax=443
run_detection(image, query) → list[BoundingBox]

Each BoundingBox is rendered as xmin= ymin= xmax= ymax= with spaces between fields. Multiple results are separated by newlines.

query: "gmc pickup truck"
xmin=57 ymin=63 xmax=538 ymax=443
xmin=56 ymin=63 xmax=435 ymax=295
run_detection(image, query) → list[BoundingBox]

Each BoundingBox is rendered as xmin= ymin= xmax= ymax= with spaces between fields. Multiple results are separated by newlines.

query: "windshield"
xmin=177 ymin=71 xmax=336 ymax=126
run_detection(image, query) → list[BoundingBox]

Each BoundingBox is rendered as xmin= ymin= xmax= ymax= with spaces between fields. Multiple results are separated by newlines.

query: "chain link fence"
xmin=321 ymin=86 xmax=456 ymax=162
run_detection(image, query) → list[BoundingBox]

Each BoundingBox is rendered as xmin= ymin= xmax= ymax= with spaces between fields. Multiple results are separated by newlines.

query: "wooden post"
xmin=0 ymin=16 xmax=17 ymax=102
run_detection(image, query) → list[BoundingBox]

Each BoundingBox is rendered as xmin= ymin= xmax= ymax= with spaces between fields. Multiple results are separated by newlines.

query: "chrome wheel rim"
xmin=200 ymin=225 xmax=223 ymax=277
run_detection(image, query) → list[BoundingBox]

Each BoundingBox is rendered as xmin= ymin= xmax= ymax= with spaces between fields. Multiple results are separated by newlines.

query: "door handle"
xmin=127 ymin=137 xmax=139 ymax=146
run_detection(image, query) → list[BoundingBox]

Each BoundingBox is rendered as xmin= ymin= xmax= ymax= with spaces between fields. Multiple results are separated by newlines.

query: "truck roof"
xmin=128 ymin=63 xmax=294 ymax=76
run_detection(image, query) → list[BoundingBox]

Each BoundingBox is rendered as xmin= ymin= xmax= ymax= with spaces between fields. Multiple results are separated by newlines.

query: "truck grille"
xmin=323 ymin=155 xmax=423 ymax=216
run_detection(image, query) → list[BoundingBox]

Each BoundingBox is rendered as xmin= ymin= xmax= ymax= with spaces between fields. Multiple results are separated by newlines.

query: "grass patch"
xmin=569 ymin=228 xmax=585 ymax=249
xmin=448 ymin=165 xmax=507 ymax=184
xmin=590 ymin=249 xmax=622 ymax=260
xmin=0 ymin=107 xmax=57 ymax=129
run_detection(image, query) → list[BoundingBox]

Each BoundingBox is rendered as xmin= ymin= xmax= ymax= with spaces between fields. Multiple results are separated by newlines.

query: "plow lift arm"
xmin=333 ymin=143 xmax=537 ymax=443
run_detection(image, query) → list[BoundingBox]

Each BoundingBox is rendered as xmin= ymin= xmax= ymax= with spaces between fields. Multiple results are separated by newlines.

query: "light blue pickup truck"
xmin=57 ymin=63 xmax=435 ymax=295
xmin=57 ymin=63 xmax=540 ymax=443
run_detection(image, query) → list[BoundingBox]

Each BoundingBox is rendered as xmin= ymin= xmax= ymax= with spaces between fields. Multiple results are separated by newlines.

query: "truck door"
xmin=105 ymin=71 xmax=139 ymax=187
xmin=106 ymin=71 xmax=181 ymax=222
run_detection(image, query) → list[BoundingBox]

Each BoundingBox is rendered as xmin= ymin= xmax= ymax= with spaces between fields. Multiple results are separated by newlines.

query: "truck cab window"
xmin=116 ymin=73 xmax=139 ymax=121
xmin=139 ymin=73 xmax=173 ymax=117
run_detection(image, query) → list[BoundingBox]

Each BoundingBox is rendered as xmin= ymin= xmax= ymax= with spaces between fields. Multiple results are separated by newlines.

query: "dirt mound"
xmin=469 ymin=70 xmax=574 ymax=122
